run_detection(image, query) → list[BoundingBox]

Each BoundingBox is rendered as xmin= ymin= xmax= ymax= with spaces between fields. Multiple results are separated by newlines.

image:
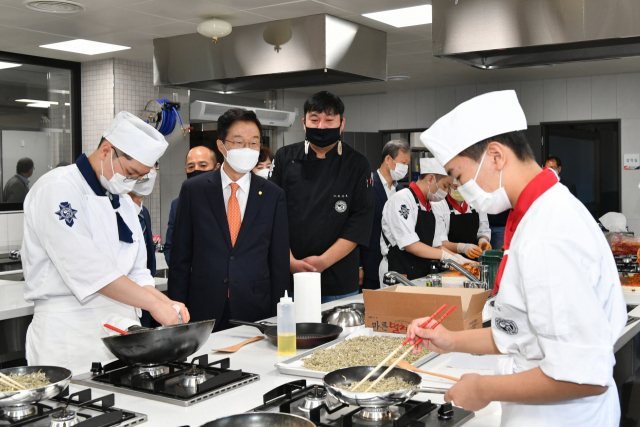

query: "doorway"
xmin=542 ymin=120 xmax=620 ymax=219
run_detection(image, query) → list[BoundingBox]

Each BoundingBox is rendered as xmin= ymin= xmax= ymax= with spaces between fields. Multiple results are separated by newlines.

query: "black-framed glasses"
xmin=224 ymin=139 xmax=260 ymax=149
xmin=113 ymin=149 xmax=150 ymax=183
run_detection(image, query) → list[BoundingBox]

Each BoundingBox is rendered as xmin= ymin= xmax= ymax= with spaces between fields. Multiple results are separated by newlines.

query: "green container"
xmin=479 ymin=250 xmax=504 ymax=291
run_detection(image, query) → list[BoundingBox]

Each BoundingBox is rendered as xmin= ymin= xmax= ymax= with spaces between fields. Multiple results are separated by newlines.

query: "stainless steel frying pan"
xmin=323 ymin=366 xmax=448 ymax=408
xmin=0 ymin=366 xmax=72 ymax=407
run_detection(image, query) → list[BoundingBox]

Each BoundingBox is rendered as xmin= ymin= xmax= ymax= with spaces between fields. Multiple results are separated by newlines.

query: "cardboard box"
xmin=363 ymin=286 xmax=490 ymax=334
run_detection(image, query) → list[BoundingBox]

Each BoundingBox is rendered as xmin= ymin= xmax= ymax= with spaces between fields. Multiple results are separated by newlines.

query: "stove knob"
xmin=438 ymin=402 xmax=454 ymax=420
xmin=90 ymin=362 xmax=103 ymax=374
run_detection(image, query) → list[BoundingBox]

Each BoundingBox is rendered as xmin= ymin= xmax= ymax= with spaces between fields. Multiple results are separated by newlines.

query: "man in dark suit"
xmin=545 ymin=156 xmax=577 ymax=197
xmin=3 ymin=157 xmax=33 ymax=202
xmin=360 ymin=140 xmax=411 ymax=290
xmin=164 ymin=146 xmax=219 ymax=265
xmin=168 ymin=108 xmax=289 ymax=332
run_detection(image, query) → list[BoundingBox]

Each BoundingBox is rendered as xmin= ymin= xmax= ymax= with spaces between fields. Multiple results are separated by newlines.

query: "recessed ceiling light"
xmin=387 ymin=75 xmax=410 ymax=81
xmin=40 ymin=39 xmax=130 ymax=55
xmin=0 ymin=61 xmax=21 ymax=69
xmin=23 ymin=0 xmax=85 ymax=14
xmin=16 ymin=99 xmax=58 ymax=105
xmin=363 ymin=5 xmax=432 ymax=28
xmin=26 ymin=102 xmax=52 ymax=108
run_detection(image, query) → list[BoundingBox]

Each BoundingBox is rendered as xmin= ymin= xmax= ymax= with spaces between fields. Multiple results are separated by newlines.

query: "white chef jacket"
xmin=431 ymin=199 xmax=490 ymax=243
xmin=377 ymin=169 xmax=399 ymax=199
xmin=378 ymin=188 xmax=446 ymax=285
xmin=220 ymin=163 xmax=251 ymax=221
xmin=22 ymin=164 xmax=154 ymax=374
xmin=491 ymin=183 xmax=626 ymax=427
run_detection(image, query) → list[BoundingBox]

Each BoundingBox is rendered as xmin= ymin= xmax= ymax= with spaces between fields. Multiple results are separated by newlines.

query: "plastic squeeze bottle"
xmin=277 ymin=290 xmax=296 ymax=356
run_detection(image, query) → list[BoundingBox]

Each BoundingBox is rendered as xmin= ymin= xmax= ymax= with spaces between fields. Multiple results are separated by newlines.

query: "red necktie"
xmin=492 ymin=168 xmax=558 ymax=296
xmin=227 ymin=183 xmax=241 ymax=247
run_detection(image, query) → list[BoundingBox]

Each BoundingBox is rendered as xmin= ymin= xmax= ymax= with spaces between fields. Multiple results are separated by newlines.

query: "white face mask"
xmin=457 ymin=150 xmax=512 ymax=214
xmin=389 ymin=159 xmax=408 ymax=181
xmin=222 ymin=146 xmax=260 ymax=174
xmin=255 ymin=168 xmax=270 ymax=179
xmin=131 ymin=168 xmax=157 ymax=196
xmin=100 ymin=150 xmax=137 ymax=195
xmin=426 ymin=176 xmax=447 ymax=202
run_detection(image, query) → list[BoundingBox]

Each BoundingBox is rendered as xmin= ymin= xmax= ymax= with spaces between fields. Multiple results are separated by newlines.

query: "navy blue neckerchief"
xmin=76 ymin=153 xmax=133 ymax=243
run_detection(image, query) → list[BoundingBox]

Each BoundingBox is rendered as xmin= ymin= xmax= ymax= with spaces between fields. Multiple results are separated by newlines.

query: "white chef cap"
xmin=420 ymin=157 xmax=446 ymax=175
xmin=102 ymin=111 xmax=168 ymax=167
xmin=420 ymin=90 xmax=527 ymax=166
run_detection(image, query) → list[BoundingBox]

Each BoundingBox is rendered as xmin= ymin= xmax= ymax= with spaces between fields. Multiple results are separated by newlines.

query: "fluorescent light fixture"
xmin=26 ymin=102 xmax=52 ymax=108
xmin=40 ymin=39 xmax=130 ymax=55
xmin=16 ymin=99 xmax=59 ymax=106
xmin=363 ymin=5 xmax=432 ymax=28
xmin=0 ymin=61 xmax=21 ymax=69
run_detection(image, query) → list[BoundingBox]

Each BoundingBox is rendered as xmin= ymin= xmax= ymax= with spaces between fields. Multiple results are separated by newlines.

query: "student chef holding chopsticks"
xmin=407 ymin=91 xmax=626 ymax=427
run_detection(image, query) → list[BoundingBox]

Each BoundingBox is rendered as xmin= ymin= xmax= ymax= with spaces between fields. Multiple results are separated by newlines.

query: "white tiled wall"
xmin=339 ymin=72 xmax=640 ymax=233
xmin=81 ymin=59 xmax=114 ymax=154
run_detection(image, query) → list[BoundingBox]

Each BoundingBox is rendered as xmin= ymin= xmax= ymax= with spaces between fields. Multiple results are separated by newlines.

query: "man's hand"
xmin=406 ymin=318 xmax=457 ymax=354
xmin=149 ymin=300 xmax=181 ymax=326
xmin=303 ymin=256 xmax=329 ymax=273
xmin=444 ymin=374 xmax=490 ymax=411
xmin=168 ymin=300 xmax=190 ymax=323
xmin=359 ymin=268 xmax=364 ymax=286
xmin=290 ymin=258 xmax=316 ymax=274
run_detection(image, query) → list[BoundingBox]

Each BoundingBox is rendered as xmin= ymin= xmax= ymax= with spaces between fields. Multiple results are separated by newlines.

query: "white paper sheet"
xmin=447 ymin=353 xmax=499 ymax=370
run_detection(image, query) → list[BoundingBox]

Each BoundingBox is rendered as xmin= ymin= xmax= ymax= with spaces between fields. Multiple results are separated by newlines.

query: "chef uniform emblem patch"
xmin=334 ymin=200 xmax=347 ymax=213
xmin=494 ymin=317 xmax=518 ymax=335
xmin=55 ymin=202 xmax=78 ymax=227
xmin=399 ymin=204 xmax=409 ymax=220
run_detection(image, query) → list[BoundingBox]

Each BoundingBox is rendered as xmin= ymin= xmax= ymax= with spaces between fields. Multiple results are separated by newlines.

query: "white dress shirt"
xmin=220 ymin=163 xmax=251 ymax=221
xmin=377 ymin=169 xmax=398 ymax=199
xmin=431 ymin=199 xmax=491 ymax=243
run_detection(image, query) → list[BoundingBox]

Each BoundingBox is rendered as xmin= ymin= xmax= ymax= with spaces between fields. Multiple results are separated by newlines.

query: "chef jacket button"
xmin=223 ymin=278 xmax=228 ymax=283
xmin=230 ymin=256 xmax=235 ymax=260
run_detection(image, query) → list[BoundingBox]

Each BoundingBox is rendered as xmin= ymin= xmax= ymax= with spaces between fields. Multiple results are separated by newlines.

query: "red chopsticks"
xmin=104 ymin=324 xmax=129 ymax=335
xmin=410 ymin=305 xmax=457 ymax=348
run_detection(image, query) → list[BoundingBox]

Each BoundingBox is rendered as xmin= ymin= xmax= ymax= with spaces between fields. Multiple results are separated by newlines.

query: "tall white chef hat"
xmin=420 ymin=157 xmax=447 ymax=175
xmin=102 ymin=111 xmax=168 ymax=167
xmin=420 ymin=90 xmax=527 ymax=166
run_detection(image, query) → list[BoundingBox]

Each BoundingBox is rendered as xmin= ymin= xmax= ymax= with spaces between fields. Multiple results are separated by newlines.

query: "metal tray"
xmin=274 ymin=329 xmax=440 ymax=379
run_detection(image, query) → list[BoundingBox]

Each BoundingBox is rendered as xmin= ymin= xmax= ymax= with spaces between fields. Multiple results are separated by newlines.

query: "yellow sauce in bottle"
xmin=277 ymin=333 xmax=297 ymax=356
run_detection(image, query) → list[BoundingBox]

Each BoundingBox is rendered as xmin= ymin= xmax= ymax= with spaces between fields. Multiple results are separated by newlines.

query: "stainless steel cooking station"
xmin=153 ymin=14 xmax=387 ymax=93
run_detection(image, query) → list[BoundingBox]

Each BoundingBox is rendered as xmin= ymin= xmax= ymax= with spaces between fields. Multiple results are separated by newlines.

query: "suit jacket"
xmin=3 ymin=174 xmax=28 ymax=203
xmin=360 ymin=171 xmax=404 ymax=282
xmin=163 ymin=198 xmax=179 ymax=265
xmin=140 ymin=205 xmax=156 ymax=277
xmin=168 ymin=169 xmax=290 ymax=325
xmin=559 ymin=177 xmax=578 ymax=198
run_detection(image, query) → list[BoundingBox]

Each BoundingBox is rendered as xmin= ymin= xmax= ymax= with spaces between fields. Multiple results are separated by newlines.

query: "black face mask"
xmin=305 ymin=126 xmax=341 ymax=148
xmin=186 ymin=169 xmax=208 ymax=180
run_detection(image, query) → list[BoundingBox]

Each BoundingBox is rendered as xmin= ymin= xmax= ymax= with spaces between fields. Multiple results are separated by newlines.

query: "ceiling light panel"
xmin=40 ymin=39 xmax=130 ymax=55
xmin=0 ymin=61 xmax=22 ymax=69
xmin=363 ymin=5 xmax=432 ymax=28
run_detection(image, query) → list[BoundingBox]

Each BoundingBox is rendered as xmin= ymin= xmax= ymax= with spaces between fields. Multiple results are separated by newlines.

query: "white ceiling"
xmin=3 ymin=0 xmax=640 ymax=96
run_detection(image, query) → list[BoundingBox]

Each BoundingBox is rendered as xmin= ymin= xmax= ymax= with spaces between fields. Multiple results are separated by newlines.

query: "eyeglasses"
xmin=224 ymin=139 xmax=260 ymax=149
xmin=113 ymin=149 xmax=150 ymax=183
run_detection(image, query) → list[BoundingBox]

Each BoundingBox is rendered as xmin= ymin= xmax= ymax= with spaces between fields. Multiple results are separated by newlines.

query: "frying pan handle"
xmin=412 ymin=386 xmax=448 ymax=395
xmin=229 ymin=320 xmax=275 ymax=334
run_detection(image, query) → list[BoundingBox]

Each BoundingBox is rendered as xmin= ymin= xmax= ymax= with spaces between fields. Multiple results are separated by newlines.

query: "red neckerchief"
xmin=410 ymin=181 xmax=431 ymax=212
xmin=492 ymin=168 xmax=558 ymax=296
xmin=446 ymin=194 xmax=468 ymax=214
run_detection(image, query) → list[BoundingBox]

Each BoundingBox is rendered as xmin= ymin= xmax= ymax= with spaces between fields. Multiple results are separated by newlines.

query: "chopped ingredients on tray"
xmin=0 ymin=371 xmax=50 ymax=392
xmin=334 ymin=377 xmax=413 ymax=393
xmin=301 ymin=336 xmax=431 ymax=372
xmin=443 ymin=265 xmax=480 ymax=278
xmin=620 ymin=274 xmax=640 ymax=287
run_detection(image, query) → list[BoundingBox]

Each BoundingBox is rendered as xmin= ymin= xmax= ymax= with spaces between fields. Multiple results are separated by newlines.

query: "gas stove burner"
xmin=181 ymin=366 xmax=207 ymax=388
xmin=298 ymin=385 xmax=327 ymax=412
xmin=354 ymin=407 xmax=401 ymax=422
xmin=1 ymin=403 xmax=36 ymax=419
xmin=50 ymin=407 xmax=79 ymax=427
xmin=137 ymin=365 xmax=167 ymax=378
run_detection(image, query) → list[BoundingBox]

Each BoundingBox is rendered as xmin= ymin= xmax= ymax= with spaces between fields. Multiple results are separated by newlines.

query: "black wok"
xmin=200 ymin=413 xmax=314 ymax=427
xmin=229 ymin=320 xmax=342 ymax=349
xmin=101 ymin=319 xmax=215 ymax=366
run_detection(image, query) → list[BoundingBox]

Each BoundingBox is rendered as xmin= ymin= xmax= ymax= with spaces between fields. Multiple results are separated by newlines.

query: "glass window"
xmin=0 ymin=57 xmax=77 ymax=210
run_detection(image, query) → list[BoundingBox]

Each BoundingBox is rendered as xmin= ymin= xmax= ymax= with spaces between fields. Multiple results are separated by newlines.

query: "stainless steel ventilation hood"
xmin=433 ymin=0 xmax=640 ymax=69
xmin=153 ymin=14 xmax=386 ymax=92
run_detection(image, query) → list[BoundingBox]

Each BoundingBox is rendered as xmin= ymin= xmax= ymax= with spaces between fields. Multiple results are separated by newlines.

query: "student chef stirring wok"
xmin=408 ymin=91 xmax=626 ymax=427
xmin=22 ymin=112 xmax=189 ymax=374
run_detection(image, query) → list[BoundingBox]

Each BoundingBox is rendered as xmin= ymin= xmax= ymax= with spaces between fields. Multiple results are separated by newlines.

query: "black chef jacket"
xmin=270 ymin=141 xmax=375 ymax=296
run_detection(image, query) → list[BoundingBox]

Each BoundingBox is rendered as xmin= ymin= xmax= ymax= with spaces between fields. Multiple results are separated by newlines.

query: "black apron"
xmin=446 ymin=196 xmax=480 ymax=244
xmin=383 ymin=186 xmax=438 ymax=280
